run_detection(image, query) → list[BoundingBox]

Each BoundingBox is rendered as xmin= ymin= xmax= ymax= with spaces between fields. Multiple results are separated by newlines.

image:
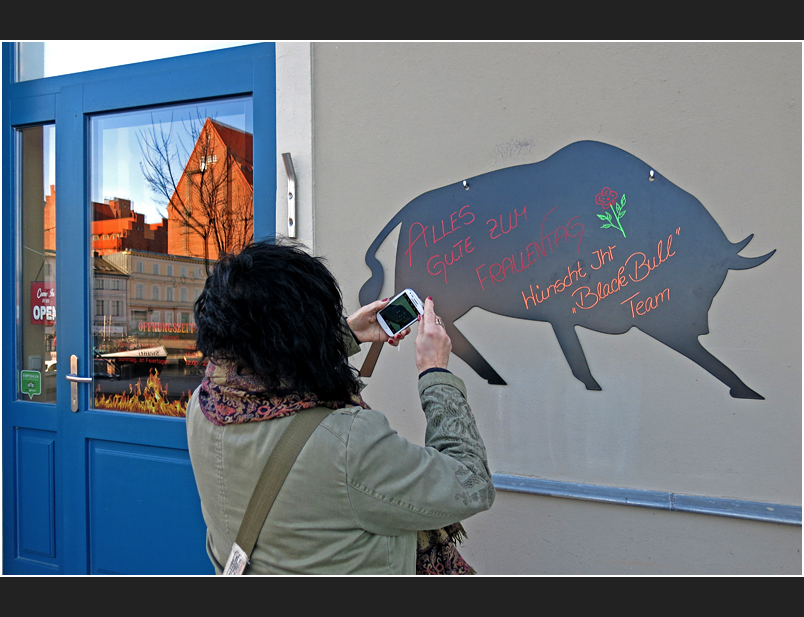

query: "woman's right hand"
xmin=415 ymin=297 xmax=452 ymax=373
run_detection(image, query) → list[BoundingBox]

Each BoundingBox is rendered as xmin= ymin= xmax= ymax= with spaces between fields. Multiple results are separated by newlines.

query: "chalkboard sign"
xmin=360 ymin=141 xmax=774 ymax=399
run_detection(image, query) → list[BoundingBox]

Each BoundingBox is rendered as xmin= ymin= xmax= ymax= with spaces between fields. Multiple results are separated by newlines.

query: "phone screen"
xmin=379 ymin=293 xmax=420 ymax=334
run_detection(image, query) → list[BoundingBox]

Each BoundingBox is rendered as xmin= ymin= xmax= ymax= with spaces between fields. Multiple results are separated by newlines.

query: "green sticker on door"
xmin=20 ymin=370 xmax=41 ymax=399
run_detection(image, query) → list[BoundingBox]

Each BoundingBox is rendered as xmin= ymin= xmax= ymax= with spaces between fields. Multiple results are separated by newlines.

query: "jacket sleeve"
xmin=340 ymin=316 xmax=363 ymax=357
xmin=344 ymin=371 xmax=495 ymax=536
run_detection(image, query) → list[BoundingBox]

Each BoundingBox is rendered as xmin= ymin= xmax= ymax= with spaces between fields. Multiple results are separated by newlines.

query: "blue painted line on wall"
xmin=492 ymin=474 xmax=802 ymax=526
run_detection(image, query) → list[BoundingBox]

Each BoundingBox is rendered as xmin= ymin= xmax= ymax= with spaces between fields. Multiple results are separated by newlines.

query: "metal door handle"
xmin=66 ymin=374 xmax=93 ymax=383
xmin=66 ymin=354 xmax=91 ymax=412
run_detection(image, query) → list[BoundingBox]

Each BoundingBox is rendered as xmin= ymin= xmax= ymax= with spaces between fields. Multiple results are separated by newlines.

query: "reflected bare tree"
xmin=138 ymin=112 xmax=253 ymax=273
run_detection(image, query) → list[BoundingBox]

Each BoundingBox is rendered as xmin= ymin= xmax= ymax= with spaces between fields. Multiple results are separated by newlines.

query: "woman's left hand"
xmin=347 ymin=299 xmax=412 ymax=346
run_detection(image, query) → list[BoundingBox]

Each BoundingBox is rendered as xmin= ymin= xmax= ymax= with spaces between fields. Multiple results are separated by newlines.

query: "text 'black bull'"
xmin=359 ymin=141 xmax=774 ymax=399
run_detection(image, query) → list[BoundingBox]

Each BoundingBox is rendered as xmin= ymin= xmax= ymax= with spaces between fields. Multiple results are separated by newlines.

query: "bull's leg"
xmin=644 ymin=330 xmax=764 ymax=400
xmin=551 ymin=324 xmax=602 ymax=391
xmin=442 ymin=320 xmax=507 ymax=385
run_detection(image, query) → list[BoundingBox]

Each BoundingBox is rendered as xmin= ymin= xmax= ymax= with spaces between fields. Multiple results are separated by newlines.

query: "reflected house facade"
xmin=167 ymin=118 xmax=254 ymax=261
xmin=101 ymin=250 xmax=206 ymax=373
xmin=100 ymin=250 xmax=205 ymax=333
xmin=92 ymin=256 xmax=128 ymax=353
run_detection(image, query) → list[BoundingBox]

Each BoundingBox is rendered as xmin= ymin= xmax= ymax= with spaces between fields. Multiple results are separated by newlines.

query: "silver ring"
xmin=435 ymin=316 xmax=444 ymax=327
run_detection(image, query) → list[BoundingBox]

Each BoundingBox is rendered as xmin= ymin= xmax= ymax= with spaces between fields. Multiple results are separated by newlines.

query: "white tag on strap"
xmin=223 ymin=543 xmax=248 ymax=576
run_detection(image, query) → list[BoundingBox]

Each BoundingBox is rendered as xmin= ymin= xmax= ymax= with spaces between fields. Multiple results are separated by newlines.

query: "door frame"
xmin=2 ymin=42 xmax=276 ymax=574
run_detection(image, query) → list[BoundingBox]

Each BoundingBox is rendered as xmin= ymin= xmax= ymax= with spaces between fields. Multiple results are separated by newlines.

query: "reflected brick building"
xmin=92 ymin=197 xmax=167 ymax=255
xmin=167 ymin=118 xmax=253 ymax=261
xmin=44 ymin=118 xmax=253 ymax=263
xmin=44 ymin=188 xmax=168 ymax=255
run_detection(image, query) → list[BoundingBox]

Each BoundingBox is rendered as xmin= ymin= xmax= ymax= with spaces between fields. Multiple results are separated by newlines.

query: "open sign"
xmin=31 ymin=283 xmax=56 ymax=325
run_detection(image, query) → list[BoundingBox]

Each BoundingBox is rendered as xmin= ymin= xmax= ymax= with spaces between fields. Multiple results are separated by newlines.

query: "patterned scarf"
xmin=198 ymin=360 xmax=476 ymax=575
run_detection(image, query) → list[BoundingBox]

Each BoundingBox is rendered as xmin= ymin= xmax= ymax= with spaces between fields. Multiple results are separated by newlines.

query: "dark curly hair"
xmin=194 ymin=239 xmax=361 ymax=401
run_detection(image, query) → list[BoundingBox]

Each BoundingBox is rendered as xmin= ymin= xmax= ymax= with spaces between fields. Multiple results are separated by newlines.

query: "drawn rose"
xmin=596 ymin=188 xmax=627 ymax=238
xmin=595 ymin=187 xmax=618 ymax=209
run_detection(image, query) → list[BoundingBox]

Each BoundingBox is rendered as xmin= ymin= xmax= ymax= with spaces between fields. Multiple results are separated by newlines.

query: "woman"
xmin=186 ymin=239 xmax=494 ymax=574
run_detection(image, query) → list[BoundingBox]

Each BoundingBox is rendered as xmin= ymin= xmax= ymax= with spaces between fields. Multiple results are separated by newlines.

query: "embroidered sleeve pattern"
xmin=419 ymin=377 xmax=495 ymax=509
xmin=344 ymin=372 xmax=494 ymax=536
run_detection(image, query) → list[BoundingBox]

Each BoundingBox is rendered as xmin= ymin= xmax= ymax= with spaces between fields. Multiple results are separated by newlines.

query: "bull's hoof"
xmin=580 ymin=377 xmax=602 ymax=391
xmin=729 ymin=386 xmax=764 ymax=400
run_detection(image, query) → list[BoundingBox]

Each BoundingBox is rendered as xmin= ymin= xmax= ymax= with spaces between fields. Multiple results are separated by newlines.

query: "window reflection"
xmin=88 ymin=97 xmax=253 ymax=416
xmin=18 ymin=125 xmax=57 ymax=402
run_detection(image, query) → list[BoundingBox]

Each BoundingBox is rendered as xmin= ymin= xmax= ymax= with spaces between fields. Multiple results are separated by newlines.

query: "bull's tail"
xmin=727 ymin=234 xmax=776 ymax=270
xmin=358 ymin=209 xmax=406 ymax=306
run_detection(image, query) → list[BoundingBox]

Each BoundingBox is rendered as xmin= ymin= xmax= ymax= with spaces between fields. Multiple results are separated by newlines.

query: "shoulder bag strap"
xmin=223 ymin=407 xmax=331 ymax=575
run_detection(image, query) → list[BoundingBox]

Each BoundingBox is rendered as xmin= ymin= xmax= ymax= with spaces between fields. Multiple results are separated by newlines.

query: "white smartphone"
xmin=376 ymin=288 xmax=425 ymax=337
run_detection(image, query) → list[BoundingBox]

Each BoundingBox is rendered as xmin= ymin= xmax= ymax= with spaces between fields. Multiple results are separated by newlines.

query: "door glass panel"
xmin=89 ymin=97 xmax=253 ymax=416
xmin=17 ymin=125 xmax=57 ymax=403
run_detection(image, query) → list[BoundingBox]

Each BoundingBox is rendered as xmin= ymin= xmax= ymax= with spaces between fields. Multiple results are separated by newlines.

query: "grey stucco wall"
xmin=306 ymin=42 xmax=801 ymax=574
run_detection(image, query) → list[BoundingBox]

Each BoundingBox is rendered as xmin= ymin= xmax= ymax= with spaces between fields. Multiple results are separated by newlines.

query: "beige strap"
xmin=233 ymin=407 xmax=331 ymax=563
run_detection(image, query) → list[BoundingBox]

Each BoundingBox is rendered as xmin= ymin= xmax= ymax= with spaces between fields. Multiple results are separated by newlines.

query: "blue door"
xmin=2 ymin=43 xmax=276 ymax=574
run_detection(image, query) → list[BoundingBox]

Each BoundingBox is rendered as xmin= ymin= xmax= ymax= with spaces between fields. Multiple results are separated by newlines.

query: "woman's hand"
xmin=347 ymin=299 xmax=411 ymax=346
xmin=415 ymin=297 xmax=452 ymax=373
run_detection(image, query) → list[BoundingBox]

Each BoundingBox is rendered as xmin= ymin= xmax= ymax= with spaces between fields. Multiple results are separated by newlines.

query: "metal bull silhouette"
xmin=359 ymin=141 xmax=774 ymax=399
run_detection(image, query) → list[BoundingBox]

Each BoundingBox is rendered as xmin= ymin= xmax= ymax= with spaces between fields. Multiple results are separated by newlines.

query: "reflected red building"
xmin=44 ymin=117 xmax=252 ymax=261
xmin=92 ymin=197 xmax=168 ymax=255
xmin=166 ymin=118 xmax=254 ymax=260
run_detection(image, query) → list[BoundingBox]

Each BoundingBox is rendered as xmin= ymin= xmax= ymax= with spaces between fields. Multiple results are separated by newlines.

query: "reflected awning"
xmin=102 ymin=346 xmax=168 ymax=359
